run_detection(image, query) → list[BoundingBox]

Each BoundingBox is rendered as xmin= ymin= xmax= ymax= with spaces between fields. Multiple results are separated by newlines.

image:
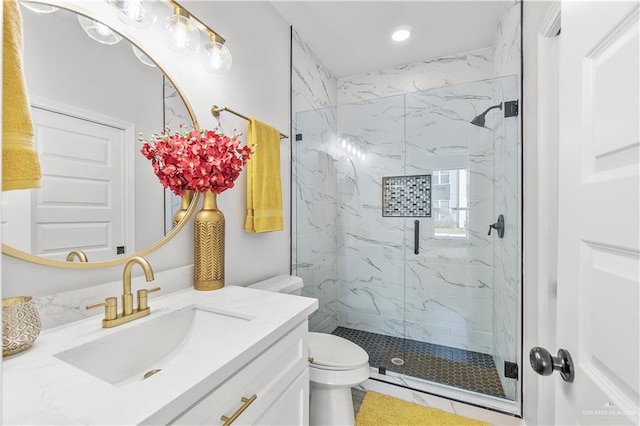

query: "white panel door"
xmin=556 ymin=2 xmax=639 ymax=425
xmin=31 ymin=107 xmax=126 ymax=261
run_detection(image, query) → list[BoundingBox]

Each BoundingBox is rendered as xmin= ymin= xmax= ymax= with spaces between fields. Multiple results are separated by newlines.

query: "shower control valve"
xmin=488 ymin=214 xmax=505 ymax=239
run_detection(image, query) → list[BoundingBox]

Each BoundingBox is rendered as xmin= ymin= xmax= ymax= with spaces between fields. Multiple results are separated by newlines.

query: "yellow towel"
xmin=245 ymin=118 xmax=283 ymax=233
xmin=2 ymin=0 xmax=41 ymax=191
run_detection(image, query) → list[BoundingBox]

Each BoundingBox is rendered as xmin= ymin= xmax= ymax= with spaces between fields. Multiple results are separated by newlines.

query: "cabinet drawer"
xmin=171 ymin=321 xmax=308 ymax=425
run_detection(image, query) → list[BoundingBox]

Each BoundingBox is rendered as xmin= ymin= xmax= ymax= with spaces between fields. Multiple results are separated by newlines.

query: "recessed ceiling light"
xmin=392 ymin=26 xmax=412 ymax=42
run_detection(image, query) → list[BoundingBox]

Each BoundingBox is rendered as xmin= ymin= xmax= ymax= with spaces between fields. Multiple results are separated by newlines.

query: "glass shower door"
xmin=400 ymin=76 xmax=520 ymax=403
xmin=334 ymin=93 xmax=410 ymax=378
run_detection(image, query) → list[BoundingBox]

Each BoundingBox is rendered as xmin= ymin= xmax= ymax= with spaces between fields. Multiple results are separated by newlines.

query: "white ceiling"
xmin=271 ymin=1 xmax=506 ymax=78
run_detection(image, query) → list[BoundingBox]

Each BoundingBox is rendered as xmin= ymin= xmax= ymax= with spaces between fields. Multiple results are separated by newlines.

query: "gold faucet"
xmin=86 ymin=256 xmax=160 ymax=328
xmin=66 ymin=250 xmax=88 ymax=262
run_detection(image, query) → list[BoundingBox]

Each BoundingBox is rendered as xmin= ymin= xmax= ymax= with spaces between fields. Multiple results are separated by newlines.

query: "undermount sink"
xmin=55 ymin=306 xmax=251 ymax=387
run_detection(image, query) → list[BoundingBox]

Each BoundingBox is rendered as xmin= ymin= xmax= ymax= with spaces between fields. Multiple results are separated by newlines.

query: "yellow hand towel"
xmin=2 ymin=0 xmax=41 ymax=191
xmin=245 ymin=118 xmax=283 ymax=233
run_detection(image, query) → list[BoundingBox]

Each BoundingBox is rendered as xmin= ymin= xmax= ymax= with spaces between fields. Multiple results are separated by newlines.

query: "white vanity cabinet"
xmin=3 ymin=287 xmax=318 ymax=425
xmin=170 ymin=321 xmax=309 ymax=425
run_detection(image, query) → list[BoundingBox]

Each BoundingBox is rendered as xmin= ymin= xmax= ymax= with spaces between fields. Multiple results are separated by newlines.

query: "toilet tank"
xmin=247 ymin=275 xmax=304 ymax=295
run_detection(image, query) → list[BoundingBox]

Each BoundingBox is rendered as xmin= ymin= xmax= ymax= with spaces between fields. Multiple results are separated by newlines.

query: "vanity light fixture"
xmin=163 ymin=4 xmax=200 ymax=55
xmin=132 ymin=45 xmax=157 ymax=67
xmin=203 ymin=32 xmax=232 ymax=76
xmin=20 ymin=2 xmax=59 ymax=14
xmin=77 ymin=15 xmax=123 ymax=45
xmin=391 ymin=25 xmax=412 ymax=42
xmin=109 ymin=0 xmax=157 ymax=29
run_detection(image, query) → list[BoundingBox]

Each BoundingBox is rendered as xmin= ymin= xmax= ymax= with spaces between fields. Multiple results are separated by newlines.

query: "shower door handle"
xmin=414 ymin=220 xmax=419 ymax=255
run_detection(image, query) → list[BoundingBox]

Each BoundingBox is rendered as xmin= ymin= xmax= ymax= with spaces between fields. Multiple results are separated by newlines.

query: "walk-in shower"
xmin=290 ymin=1 xmax=522 ymax=415
xmin=293 ymin=74 xmax=522 ymax=413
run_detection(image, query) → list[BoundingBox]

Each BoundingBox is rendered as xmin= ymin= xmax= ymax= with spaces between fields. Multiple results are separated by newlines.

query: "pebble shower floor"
xmin=332 ymin=327 xmax=506 ymax=399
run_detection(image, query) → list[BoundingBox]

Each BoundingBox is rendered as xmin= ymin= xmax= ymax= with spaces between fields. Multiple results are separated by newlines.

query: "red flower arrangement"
xmin=140 ymin=127 xmax=252 ymax=196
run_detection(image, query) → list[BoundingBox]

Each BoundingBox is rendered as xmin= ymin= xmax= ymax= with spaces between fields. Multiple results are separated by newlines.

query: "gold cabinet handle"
xmin=221 ymin=394 xmax=257 ymax=426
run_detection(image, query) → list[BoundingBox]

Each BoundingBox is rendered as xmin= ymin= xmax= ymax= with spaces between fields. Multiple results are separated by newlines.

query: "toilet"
xmin=248 ymin=275 xmax=370 ymax=426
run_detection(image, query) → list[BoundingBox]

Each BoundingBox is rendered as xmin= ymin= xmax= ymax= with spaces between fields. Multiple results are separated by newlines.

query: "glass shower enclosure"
xmin=293 ymin=75 xmax=521 ymax=413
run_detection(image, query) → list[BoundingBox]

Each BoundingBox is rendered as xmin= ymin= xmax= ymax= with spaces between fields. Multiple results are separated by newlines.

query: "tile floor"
xmin=333 ymin=326 xmax=506 ymax=398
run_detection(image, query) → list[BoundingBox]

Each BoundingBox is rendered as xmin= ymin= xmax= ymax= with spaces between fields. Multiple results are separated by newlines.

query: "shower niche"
xmin=382 ymin=175 xmax=431 ymax=218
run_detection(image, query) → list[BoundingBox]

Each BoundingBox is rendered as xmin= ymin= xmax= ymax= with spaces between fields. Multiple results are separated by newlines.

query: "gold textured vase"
xmin=172 ymin=190 xmax=194 ymax=227
xmin=2 ymin=296 xmax=41 ymax=357
xmin=194 ymin=190 xmax=225 ymax=290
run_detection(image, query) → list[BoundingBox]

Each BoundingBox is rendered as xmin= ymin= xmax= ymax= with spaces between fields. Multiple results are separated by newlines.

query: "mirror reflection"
xmin=1 ymin=5 xmax=191 ymax=263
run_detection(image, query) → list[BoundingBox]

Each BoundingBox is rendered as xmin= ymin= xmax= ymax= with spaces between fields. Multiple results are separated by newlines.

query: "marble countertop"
xmin=2 ymin=286 xmax=318 ymax=425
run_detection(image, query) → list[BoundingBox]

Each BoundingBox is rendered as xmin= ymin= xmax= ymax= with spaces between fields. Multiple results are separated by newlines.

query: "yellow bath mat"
xmin=356 ymin=391 xmax=491 ymax=426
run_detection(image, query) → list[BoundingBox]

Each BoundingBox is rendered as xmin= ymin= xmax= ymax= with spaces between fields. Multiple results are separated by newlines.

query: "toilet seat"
xmin=308 ymin=332 xmax=369 ymax=371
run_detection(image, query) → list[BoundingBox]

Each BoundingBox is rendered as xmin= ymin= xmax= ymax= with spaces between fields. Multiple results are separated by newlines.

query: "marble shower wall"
xmin=291 ymin=30 xmax=339 ymax=332
xmin=491 ymin=0 xmax=522 ymax=401
xmin=490 ymin=76 xmax=519 ymax=401
xmin=338 ymin=47 xmax=493 ymax=104
xmin=336 ymin=80 xmax=500 ymax=354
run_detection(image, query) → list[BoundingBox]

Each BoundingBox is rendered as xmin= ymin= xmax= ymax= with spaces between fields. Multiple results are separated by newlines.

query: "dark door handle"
xmin=529 ymin=347 xmax=574 ymax=382
xmin=414 ymin=220 xmax=419 ymax=255
xmin=488 ymin=214 xmax=505 ymax=238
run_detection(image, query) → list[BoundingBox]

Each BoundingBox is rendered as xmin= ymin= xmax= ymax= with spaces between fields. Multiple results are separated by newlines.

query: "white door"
xmin=555 ymin=1 xmax=639 ymax=425
xmin=31 ymin=107 xmax=126 ymax=261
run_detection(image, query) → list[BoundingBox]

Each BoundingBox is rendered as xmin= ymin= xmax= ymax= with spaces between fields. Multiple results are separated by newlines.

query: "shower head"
xmin=470 ymin=102 xmax=503 ymax=128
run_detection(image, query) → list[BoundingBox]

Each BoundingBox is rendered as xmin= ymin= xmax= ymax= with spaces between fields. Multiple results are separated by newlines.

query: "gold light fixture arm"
xmin=163 ymin=0 xmax=226 ymax=43
xmin=211 ymin=105 xmax=289 ymax=139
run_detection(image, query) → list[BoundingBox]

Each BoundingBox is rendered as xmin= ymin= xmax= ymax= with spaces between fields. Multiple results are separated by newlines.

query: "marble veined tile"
xmin=338 ymin=310 xmax=405 ymax=338
xmin=164 ymin=77 xmax=191 ymax=130
xmin=404 ymin=260 xmax=493 ymax=299
xmin=338 ymin=281 xmax=405 ymax=320
xmin=338 ymin=47 xmax=493 ymax=103
xmin=493 ymin=1 xmax=521 ymax=78
xmin=338 ymin=254 xmax=405 ymax=289
xmin=403 ymin=319 xmax=493 ymax=354
xmin=403 ymin=290 xmax=493 ymax=333
xmin=292 ymin=30 xmax=337 ymax=112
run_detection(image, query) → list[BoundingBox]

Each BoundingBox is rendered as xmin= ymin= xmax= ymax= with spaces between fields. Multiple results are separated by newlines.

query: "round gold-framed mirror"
xmin=2 ymin=2 xmax=199 ymax=268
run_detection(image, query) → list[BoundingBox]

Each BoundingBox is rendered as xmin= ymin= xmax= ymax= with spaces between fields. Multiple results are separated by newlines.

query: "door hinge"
xmin=505 ymin=361 xmax=519 ymax=379
xmin=117 ymin=246 xmax=125 ymax=255
xmin=504 ymin=100 xmax=519 ymax=118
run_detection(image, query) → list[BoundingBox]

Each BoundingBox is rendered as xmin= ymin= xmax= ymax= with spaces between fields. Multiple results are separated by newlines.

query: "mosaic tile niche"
xmin=382 ymin=175 xmax=432 ymax=218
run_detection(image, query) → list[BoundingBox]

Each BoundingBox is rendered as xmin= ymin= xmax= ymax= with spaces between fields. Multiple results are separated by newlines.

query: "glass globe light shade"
xmin=110 ymin=0 xmax=157 ymax=29
xmin=21 ymin=2 xmax=58 ymax=13
xmin=163 ymin=14 xmax=200 ymax=55
xmin=77 ymin=15 xmax=122 ymax=45
xmin=204 ymin=41 xmax=232 ymax=76
xmin=132 ymin=45 xmax=157 ymax=67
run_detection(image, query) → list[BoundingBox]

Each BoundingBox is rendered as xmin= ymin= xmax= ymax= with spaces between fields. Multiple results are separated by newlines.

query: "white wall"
xmin=2 ymin=1 xmax=291 ymax=300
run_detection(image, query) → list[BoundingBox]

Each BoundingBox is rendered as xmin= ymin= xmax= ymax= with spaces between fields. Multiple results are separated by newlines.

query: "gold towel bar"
xmin=211 ymin=105 xmax=289 ymax=139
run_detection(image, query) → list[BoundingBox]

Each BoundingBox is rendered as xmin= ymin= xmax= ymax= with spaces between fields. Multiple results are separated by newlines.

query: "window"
xmin=433 ymin=169 xmax=467 ymax=238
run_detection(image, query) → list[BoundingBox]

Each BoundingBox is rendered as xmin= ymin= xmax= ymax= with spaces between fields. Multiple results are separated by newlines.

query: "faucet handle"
xmin=137 ymin=287 xmax=161 ymax=311
xmin=86 ymin=297 xmax=118 ymax=321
